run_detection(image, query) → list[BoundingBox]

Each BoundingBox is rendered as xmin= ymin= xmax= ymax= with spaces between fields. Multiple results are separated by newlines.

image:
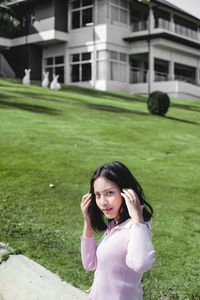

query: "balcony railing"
xmin=132 ymin=20 xmax=148 ymax=32
xmin=155 ymin=18 xmax=170 ymax=31
xmin=130 ymin=67 xmax=148 ymax=83
xmin=175 ymin=75 xmax=196 ymax=85
xmin=130 ymin=68 xmax=198 ymax=86
xmin=174 ymin=24 xmax=197 ymax=39
xmin=131 ymin=16 xmax=198 ymax=41
xmin=154 ymin=71 xmax=168 ymax=82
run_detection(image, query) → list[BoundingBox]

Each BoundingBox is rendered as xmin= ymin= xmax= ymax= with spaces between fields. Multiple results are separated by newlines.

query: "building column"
xmin=148 ymin=6 xmax=154 ymax=94
xmin=92 ymin=0 xmax=97 ymax=88
xmin=170 ymin=13 xmax=175 ymax=32
xmin=196 ymin=60 xmax=200 ymax=86
xmin=169 ymin=52 xmax=174 ymax=81
xmin=197 ymin=27 xmax=200 ymax=41
xmin=149 ymin=44 xmax=154 ymax=93
xmin=149 ymin=6 xmax=154 ymax=33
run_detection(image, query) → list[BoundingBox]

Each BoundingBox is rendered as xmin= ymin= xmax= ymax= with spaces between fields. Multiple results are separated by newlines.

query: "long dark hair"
xmin=88 ymin=161 xmax=153 ymax=231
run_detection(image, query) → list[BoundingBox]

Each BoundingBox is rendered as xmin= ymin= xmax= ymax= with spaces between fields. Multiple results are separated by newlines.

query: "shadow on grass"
xmin=0 ymin=100 xmax=60 ymax=115
xmin=171 ymin=103 xmax=200 ymax=112
xmin=87 ymin=103 xmax=199 ymax=124
xmin=165 ymin=115 xmax=199 ymax=125
xmin=61 ymin=85 xmax=147 ymax=103
xmin=87 ymin=103 xmax=149 ymax=115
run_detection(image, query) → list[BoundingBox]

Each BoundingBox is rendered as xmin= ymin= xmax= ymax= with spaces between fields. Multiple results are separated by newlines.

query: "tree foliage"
xmin=0 ymin=0 xmax=20 ymax=32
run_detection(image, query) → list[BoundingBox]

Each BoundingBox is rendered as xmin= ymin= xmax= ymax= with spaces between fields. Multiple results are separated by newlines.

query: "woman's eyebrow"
xmin=94 ymin=187 xmax=114 ymax=193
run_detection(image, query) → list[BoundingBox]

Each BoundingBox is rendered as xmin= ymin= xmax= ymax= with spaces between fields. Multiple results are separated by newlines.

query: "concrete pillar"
xmin=64 ymin=43 xmax=69 ymax=84
xmin=170 ymin=13 xmax=175 ymax=32
xmin=92 ymin=0 xmax=97 ymax=88
xmin=149 ymin=43 xmax=154 ymax=93
xmin=148 ymin=6 xmax=154 ymax=94
xmin=149 ymin=6 xmax=154 ymax=33
xmin=197 ymin=27 xmax=200 ymax=41
xmin=169 ymin=52 xmax=174 ymax=81
xmin=195 ymin=59 xmax=200 ymax=86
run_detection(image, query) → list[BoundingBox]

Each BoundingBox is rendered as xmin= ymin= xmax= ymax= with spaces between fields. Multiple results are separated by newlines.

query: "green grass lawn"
xmin=0 ymin=78 xmax=199 ymax=299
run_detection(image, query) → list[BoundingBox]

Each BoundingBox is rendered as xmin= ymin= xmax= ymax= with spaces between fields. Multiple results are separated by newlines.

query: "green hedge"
xmin=147 ymin=91 xmax=170 ymax=116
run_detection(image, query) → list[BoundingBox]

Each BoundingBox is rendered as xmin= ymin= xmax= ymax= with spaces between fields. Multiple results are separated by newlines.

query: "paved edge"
xmin=0 ymin=254 xmax=88 ymax=300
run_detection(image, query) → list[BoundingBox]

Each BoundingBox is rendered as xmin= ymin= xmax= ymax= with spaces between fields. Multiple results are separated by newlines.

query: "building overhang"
xmin=0 ymin=30 xmax=69 ymax=48
xmin=7 ymin=0 xmax=39 ymax=8
xmin=124 ymin=32 xmax=200 ymax=50
xmin=138 ymin=0 xmax=200 ymax=22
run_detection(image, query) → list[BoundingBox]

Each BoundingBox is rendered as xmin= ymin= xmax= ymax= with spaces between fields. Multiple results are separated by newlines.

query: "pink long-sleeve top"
xmin=81 ymin=218 xmax=155 ymax=300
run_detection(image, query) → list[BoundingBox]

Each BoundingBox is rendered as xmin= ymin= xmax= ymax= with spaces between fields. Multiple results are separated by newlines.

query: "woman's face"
xmin=94 ymin=176 xmax=123 ymax=223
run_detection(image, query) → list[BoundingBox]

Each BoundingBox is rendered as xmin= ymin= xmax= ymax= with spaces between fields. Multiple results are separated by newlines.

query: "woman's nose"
xmin=101 ymin=195 xmax=108 ymax=204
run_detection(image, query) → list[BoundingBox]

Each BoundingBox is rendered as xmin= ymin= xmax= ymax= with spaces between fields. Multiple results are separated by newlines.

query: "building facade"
xmin=0 ymin=0 xmax=200 ymax=99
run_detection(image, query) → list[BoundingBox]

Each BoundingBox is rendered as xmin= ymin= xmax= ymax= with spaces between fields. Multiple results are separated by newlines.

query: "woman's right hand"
xmin=81 ymin=193 xmax=92 ymax=222
xmin=81 ymin=193 xmax=93 ymax=237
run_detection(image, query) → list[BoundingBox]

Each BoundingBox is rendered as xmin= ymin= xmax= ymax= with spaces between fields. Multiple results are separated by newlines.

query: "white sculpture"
xmin=42 ymin=71 xmax=49 ymax=88
xmin=50 ymin=74 xmax=61 ymax=90
xmin=22 ymin=69 xmax=31 ymax=85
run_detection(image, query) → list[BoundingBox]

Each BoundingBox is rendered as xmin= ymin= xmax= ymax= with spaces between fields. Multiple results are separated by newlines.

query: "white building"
xmin=0 ymin=0 xmax=200 ymax=99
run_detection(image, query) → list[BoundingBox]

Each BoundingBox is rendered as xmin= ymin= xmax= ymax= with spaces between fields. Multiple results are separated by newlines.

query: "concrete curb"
xmin=0 ymin=254 xmax=87 ymax=300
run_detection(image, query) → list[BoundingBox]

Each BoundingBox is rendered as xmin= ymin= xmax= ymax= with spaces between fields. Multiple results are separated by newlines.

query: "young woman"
xmin=80 ymin=161 xmax=155 ymax=300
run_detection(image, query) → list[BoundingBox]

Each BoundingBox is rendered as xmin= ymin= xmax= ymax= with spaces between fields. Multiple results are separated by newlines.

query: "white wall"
xmin=130 ymin=81 xmax=200 ymax=100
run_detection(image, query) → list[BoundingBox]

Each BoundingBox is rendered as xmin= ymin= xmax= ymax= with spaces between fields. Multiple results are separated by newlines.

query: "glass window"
xmin=82 ymin=8 xmax=93 ymax=26
xmin=82 ymin=52 xmax=91 ymax=60
xmin=111 ymin=0 xmax=119 ymax=4
xmin=46 ymin=57 xmax=53 ymax=65
xmin=82 ymin=63 xmax=91 ymax=81
xmin=55 ymin=66 xmax=64 ymax=83
xmin=119 ymin=64 xmax=126 ymax=82
xmin=45 ymin=67 xmax=53 ymax=81
xmin=110 ymin=0 xmax=128 ymax=25
xmin=72 ymin=0 xmax=80 ymax=9
xmin=82 ymin=0 xmax=93 ymax=6
xmin=120 ymin=0 xmax=128 ymax=9
xmin=111 ymin=6 xmax=118 ymax=23
xmin=120 ymin=52 xmax=127 ymax=62
xmin=72 ymin=11 xmax=80 ymax=29
xmin=110 ymin=62 xmax=119 ymax=81
xmin=55 ymin=56 xmax=64 ymax=64
xmin=72 ymin=54 xmax=80 ymax=62
xmin=120 ymin=10 xmax=127 ymax=24
xmin=71 ymin=0 xmax=93 ymax=29
xmin=97 ymin=1 xmax=108 ymax=24
xmin=70 ymin=52 xmax=91 ymax=82
xmin=71 ymin=64 xmax=80 ymax=82
xmin=44 ymin=56 xmax=65 ymax=83
xmin=110 ymin=51 xmax=118 ymax=60
xmin=109 ymin=50 xmax=127 ymax=82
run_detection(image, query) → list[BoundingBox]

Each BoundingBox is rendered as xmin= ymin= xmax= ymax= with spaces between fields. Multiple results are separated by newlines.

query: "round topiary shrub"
xmin=147 ymin=91 xmax=170 ymax=116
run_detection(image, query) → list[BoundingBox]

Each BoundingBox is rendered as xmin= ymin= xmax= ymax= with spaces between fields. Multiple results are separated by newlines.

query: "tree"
xmin=0 ymin=0 xmax=20 ymax=32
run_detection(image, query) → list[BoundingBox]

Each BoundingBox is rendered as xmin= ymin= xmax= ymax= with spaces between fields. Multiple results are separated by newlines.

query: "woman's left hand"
xmin=121 ymin=189 xmax=144 ymax=224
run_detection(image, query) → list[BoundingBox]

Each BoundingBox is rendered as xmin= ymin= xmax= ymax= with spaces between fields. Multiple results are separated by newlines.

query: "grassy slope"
xmin=0 ymin=78 xmax=199 ymax=299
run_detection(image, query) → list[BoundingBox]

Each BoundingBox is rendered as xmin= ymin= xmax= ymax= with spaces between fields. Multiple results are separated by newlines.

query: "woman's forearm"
xmin=82 ymin=219 xmax=94 ymax=237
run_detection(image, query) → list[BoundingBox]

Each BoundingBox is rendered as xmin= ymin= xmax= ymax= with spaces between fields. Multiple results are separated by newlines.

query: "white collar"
xmin=107 ymin=218 xmax=132 ymax=232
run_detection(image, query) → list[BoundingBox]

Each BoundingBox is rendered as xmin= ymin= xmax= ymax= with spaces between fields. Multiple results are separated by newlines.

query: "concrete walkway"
xmin=0 ymin=250 xmax=87 ymax=300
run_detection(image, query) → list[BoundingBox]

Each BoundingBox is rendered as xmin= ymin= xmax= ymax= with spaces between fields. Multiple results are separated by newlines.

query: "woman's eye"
xmin=95 ymin=194 xmax=100 ymax=198
xmin=107 ymin=191 xmax=113 ymax=196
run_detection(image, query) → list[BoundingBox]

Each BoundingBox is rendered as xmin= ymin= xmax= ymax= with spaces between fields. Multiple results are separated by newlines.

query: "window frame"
xmin=70 ymin=51 xmax=92 ymax=82
xmin=71 ymin=0 xmax=93 ymax=29
xmin=43 ymin=55 xmax=65 ymax=83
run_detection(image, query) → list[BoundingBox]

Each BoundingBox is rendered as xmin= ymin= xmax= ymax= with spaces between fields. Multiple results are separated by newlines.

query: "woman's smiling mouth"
xmin=102 ymin=208 xmax=112 ymax=213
